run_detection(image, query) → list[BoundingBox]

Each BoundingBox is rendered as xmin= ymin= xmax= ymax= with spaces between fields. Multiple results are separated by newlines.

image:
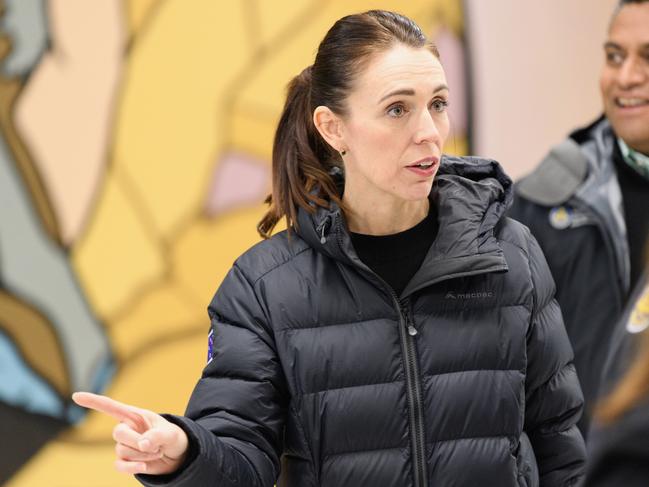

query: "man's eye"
xmin=606 ymin=51 xmax=625 ymax=65
xmin=387 ymin=105 xmax=406 ymax=117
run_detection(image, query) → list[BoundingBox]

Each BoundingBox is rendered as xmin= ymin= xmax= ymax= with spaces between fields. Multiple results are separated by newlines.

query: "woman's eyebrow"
xmin=378 ymin=84 xmax=449 ymax=104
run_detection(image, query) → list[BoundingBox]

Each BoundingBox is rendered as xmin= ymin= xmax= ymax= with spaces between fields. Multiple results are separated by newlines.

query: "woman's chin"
xmin=401 ymin=181 xmax=435 ymax=201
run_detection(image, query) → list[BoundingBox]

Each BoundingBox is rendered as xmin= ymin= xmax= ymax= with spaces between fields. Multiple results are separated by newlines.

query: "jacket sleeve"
xmin=523 ymin=232 xmax=587 ymax=486
xmin=137 ymin=263 xmax=287 ymax=487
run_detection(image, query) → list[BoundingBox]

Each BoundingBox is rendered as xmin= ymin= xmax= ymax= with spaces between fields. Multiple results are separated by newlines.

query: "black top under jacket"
xmin=138 ymin=156 xmax=586 ymax=487
xmin=351 ymin=205 xmax=438 ymax=296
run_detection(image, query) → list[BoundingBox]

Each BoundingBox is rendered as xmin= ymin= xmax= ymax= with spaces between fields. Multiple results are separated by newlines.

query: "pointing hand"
xmin=72 ymin=392 xmax=189 ymax=475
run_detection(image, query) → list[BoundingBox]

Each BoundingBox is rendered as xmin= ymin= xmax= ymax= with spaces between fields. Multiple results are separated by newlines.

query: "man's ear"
xmin=313 ymin=105 xmax=345 ymax=153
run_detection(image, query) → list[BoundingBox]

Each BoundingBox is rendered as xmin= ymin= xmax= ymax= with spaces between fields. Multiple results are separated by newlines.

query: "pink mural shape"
xmin=434 ymin=26 xmax=468 ymax=135
xmin=205 ymin=152 xmax=270 ymax=217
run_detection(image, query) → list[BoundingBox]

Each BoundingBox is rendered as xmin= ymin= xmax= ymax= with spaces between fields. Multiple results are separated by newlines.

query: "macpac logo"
xmin=445 ymin=291 xmax=495 ymax=299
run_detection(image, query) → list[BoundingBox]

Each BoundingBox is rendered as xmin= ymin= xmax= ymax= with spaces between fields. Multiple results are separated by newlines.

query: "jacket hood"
xmin=515 ymin=115 xmax=616 ymax=207
xmin=295 ymin=156 xmax=513 ymax=289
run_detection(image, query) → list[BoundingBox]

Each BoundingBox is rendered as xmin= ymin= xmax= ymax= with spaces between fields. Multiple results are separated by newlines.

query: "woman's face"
xmin=340 ymin=44 xmax=450 ymax=205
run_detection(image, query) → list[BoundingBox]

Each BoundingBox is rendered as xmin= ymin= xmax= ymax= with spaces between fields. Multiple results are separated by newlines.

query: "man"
xmin=510 ymin=0 xmax=649 ymax=439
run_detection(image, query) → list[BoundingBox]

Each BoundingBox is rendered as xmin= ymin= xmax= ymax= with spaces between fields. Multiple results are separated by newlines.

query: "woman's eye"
xmin=387 ymin=104 xmax=406 ymax=118
xmin=431 ymin=99 xmax=449 ymax=113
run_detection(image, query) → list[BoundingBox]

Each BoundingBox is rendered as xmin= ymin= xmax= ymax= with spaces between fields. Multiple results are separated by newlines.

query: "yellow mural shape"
xmin=74 ymin=173 xmax=166 ymax=320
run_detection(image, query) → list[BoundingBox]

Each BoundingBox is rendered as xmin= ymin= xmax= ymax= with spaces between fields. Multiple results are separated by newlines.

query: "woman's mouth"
xmin=406 ymin=157 xmax=439 ymax=176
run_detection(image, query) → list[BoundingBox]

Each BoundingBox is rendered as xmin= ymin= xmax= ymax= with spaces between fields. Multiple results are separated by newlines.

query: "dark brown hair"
xmin=257 ymin=10 xmax=440 ymax=238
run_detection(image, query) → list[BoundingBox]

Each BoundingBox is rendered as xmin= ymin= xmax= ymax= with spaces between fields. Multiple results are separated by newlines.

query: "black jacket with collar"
xmin=138 ymin=156 xmax=585 ymax=487
xmin=510 ymin=117 xmax=632 ymax=439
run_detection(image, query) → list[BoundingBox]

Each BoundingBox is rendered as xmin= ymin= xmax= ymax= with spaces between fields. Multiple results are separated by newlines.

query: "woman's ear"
xmin=313 ymin=106 xmax=345 ymax=153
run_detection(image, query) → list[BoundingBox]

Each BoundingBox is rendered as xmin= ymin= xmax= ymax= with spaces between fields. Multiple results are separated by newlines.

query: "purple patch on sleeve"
xmin=207 ymin=330 xmax=214 ymax=363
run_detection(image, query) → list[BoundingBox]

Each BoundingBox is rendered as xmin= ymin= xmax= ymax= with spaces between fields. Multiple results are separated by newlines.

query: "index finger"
xmin=72 ymin=392 xmax=149 ymax=432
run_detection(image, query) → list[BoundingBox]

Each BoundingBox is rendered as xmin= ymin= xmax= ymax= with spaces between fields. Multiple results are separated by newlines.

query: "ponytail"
xmin=257 ymin=66 xmax=343 ymax=239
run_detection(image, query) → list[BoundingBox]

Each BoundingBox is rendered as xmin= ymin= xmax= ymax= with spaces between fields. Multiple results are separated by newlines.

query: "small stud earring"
xmin=340 ymin=149 xmax=347 ymax=156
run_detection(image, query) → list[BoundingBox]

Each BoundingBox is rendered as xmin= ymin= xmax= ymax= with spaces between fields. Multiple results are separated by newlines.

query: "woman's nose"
xmin=413 ymin=109 xmax=441 ymax=145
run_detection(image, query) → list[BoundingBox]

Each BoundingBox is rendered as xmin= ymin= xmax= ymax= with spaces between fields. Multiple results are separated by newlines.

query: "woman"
xmin=73 ymin=10 xmax=586 ymax=487
xmin=585 ymin=273 xmax=649 ymax=487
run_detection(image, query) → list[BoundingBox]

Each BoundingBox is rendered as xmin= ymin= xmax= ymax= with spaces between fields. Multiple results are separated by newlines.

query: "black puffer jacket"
xmin=138 ymin=157 xmax=586 ymax=487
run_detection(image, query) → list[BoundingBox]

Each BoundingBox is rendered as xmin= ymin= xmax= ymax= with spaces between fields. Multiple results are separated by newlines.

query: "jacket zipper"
xmin=397 ymin=299 xmax=428 ymax=487
xmin=329 ymin=214 xmax=428 ymax=487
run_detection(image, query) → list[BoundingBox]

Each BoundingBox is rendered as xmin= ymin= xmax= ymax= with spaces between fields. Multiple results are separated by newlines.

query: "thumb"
xmin=141 ymin=422 xmax=188 ymax=460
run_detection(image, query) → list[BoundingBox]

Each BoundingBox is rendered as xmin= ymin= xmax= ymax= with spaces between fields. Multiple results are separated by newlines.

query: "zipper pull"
xmin=400 ymin=300 xmax=418 ymax=336
xmin=318 ymin=216 xmax=331 ymax=244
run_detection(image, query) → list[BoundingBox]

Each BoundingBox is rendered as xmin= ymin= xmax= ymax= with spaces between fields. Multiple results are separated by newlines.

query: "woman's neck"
xmin=343 ymin=192 xmax=430 ymax=236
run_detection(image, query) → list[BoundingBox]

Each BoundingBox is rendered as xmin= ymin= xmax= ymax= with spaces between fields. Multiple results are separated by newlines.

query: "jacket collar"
xmin=515 ymin=116 xmax=624 ymax=207
xmin=296 ymin=156 xmax=512 ymax=297
xmin=577 ymin=117 xmax=629 ymax=292
xmin=516 ymin=138 xmax=589 ymax=207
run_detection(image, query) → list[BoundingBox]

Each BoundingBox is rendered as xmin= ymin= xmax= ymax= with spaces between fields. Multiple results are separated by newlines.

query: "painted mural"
xmin=0 ymin=0 xmax=468 ymax=485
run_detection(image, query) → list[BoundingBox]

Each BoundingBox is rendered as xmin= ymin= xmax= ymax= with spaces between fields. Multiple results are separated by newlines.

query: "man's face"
xmin=600 ymin=3 xmax=649 ymax=154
